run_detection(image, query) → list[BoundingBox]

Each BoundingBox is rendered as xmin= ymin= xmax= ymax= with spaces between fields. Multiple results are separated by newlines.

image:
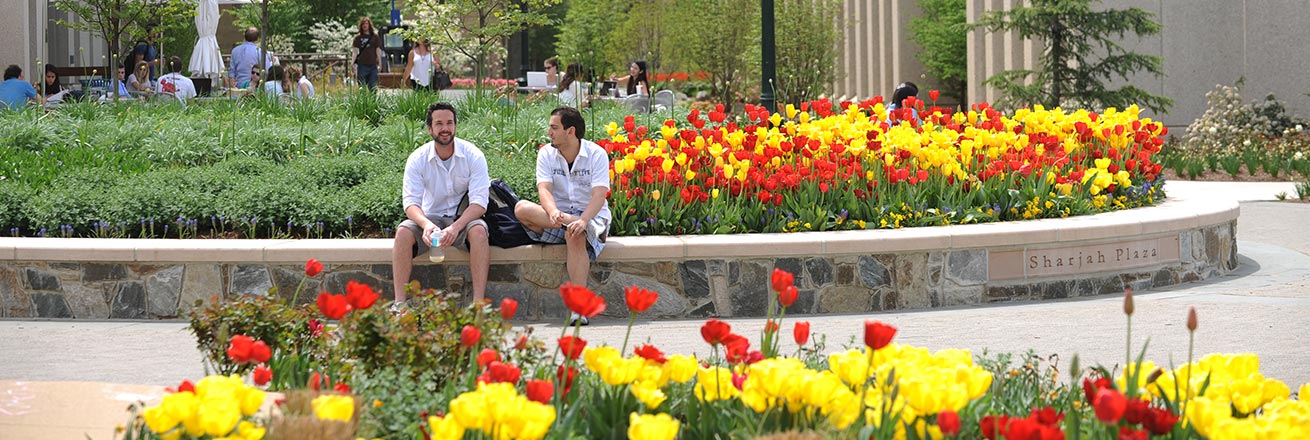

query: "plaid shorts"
xmin=526 ymin=211 xmax=608 ymax=261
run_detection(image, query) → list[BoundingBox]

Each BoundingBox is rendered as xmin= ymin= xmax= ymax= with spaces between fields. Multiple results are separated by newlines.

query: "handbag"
xmin=433 ymin=68 xmax=453 ymax=90
xmin=481 ymin=179 xmax=537 ymax=248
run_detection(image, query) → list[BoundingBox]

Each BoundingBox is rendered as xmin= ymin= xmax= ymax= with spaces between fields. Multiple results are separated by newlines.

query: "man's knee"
xmin=395 ymin=225 xmax=415 ymax=243
xmin=467 ymin=222 xmax=489 ymax=242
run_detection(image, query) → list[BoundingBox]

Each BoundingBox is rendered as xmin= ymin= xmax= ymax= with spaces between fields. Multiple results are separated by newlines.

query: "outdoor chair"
xmin=653 ymin=90 xmax=675 ymax=111
xmin=624 ymin=94 xmax=650 ymax=114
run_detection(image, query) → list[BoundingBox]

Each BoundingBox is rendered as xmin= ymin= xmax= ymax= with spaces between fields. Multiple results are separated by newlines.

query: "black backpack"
xmin=483 ymin=179 xmax=537 ymax=248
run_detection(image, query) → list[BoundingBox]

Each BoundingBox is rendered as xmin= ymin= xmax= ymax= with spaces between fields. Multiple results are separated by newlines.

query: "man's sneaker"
xmin=569 ymin=312 xmax=589 ymax=326
xmin=389 ymin=301 xmax=409 ymax=315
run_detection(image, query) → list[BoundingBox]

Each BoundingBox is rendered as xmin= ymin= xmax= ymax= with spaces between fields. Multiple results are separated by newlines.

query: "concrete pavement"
xmin=1 ymin=180 xmax=1307 ymax=438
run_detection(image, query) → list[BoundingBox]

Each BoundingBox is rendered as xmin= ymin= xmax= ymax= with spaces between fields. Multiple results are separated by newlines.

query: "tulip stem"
xmin=1184 ymin=330 xmax=1195 ymax=417
xmin=621 ymin=314 xmax=636 ymax=354
xmin=290 ymin=276 xmax=306 ymax=306
xmin=1125 ymin=315 xmax=1132 ymax=378
xmin=859 ymin=347 xmax=876 ymax=429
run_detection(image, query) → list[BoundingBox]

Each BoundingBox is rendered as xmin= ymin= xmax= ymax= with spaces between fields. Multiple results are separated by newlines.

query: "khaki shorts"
xmin=399 ymin=215 xmax=489 ymax=257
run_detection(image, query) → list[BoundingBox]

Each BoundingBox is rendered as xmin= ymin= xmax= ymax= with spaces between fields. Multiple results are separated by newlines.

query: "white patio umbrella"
xmin=188 ymin=0 xmax=225 ymax=76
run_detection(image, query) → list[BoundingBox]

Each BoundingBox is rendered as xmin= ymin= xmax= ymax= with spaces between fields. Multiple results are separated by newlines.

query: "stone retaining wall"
xmin=0 ymin=221 xmax=1237 ymax=320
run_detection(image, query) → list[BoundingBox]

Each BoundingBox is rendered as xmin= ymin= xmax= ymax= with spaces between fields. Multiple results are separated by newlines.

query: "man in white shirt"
xmin=393 ymin=102 xmax=492 ymax=306
xmin=155 ymin=56 xmax=196 ymax=102
xmin=514 ymin=106 xmax=612 ymax=324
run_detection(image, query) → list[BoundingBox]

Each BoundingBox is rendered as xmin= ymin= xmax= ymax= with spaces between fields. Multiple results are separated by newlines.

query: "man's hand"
xmin=421 ymin=222 xmax=439 ymax=247
xmin=566 ymin=217 xmax=589 ymax=238
xmin=437 ymin=225 xmax=457 ymax=248
xmin=549 ymin=210 xmax=568 ymax=228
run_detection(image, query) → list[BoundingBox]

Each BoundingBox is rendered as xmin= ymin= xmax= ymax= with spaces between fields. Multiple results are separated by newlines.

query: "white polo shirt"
xmin=536 ymin=138 xmax=611 ymax=223
xmin=402 ymin=138 xmax=490 ymax=217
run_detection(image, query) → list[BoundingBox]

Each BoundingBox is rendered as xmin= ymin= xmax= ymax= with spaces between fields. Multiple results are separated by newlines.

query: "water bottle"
xmin=428 ymin=229 xmax=445 ymax=263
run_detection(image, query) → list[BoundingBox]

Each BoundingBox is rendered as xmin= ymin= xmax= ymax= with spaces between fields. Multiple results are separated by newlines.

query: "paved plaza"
xmin=1 ymin=180 xmax=1307 ymax=438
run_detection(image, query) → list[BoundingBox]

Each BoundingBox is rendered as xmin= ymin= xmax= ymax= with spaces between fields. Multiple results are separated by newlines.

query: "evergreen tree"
xmin=908 ymin=0 xmax=967 ymax=104
xmin=973 ymin=0 xmax=1172 ymax=113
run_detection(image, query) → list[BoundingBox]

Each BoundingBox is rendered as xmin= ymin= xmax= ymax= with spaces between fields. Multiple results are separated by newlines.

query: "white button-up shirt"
xmin=403 ymin=138 xmax=490 ymax=217
xmin=536 ymin=139 xmax=611 ymax=223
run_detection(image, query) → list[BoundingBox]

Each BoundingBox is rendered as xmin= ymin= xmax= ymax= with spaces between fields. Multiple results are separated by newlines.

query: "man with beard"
xmin=514 ymin=106 xmax=612 ymax=325
xmin=391 ymin=102 xmax=492 ymax=310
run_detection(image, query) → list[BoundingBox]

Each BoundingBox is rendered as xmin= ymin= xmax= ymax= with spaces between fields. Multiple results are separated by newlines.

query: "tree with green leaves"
xmin=667 ymin=0 xmax=759 ymax=107
xmin=403 ymin=0 xmax=563 ymax=90
xmin=973 ymin=0 xmax=1172 ymax=113
xmin=775 ymin=0 xmax=844 ymax=105
xmin=53 ymin=0 xmax=193 ymax=101
xmin=555 ymin=0 xmax=622 ymax=77
xmin=908 ymin=0 xmax=966 ymax=104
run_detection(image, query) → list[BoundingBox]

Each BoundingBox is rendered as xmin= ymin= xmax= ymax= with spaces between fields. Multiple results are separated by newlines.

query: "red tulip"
xmin=560 ymin=283 xmax=606 ymax=318
xmin=1094 ymin=388 xmax=1128 ymax=424
xmin=308 ymin=319 xmax=324 ymax=337
xmin=1124 ymin=398 xmax=1151 ymax=425
xmin=1083 ymin=376 xmax=1114 ymax=404
xmin=344 ymin=281 xmax=379 ymax=310
xmin=1117 ymin=427 xmax=1148 ymax=440
xmin=525 ymin=379 xmax=553 ymax=404
xmin=316 ymin=292 xmax=351 ymax=320
xmin=778 ymin=285 xmax=798 ymax=307
xmin=731 ymin=371 xmax=748 ymax=390
xmin=770 ymin=268 xmax=794 ymax=292
xmin=477 ymin=348 xmax=501 ymax=368
xmin=634 ymin=344 xmax=667 ymax=363
xmin=863 ymin=320 xmax=897 ymax=350
xmin=558 ymin=336 xmax=586 ymax=360
xmin=624 ymin=286 xmax=659 ymax=313
xmin=1029 ymin=407 xmax=1064 ymax=427
xmin=723 ymin=333 xmax=750 ymax=363
xmin=249 ymin=340 xmax=271 ymax=364
xmin=304 ymin=258 xmax=323 ymax=277
xmin=500 ymin=298 xmax=519 ymax=320
xmin=478 ymin=361 xmax=521 ymax=384
xmin=556 ymin=365 xmax=578 ymax=394
xmin=763 ymin=320 xmax=779 ymax=334
xmin=1142 ymin=407 xmax=1179 ymax=435
xmin=226 ymin=334 xmax=254 ymax=363
xmin=929 ymin=90 xmax=940 ymax=101
xmin=309 ymin=372 xmax=322 ymax=391
xmin=938 ymin=410 xmax=961 ymax=436
xmin=176 ymin=380 xmax=195 ymax=394
xmin=701 ymin=319 xmax=732 ymax=346
xmin=979 ymin=415 xmax=1010 ymax=440
xmin=460 ymin=325 xmax=482 ymax=348
xmin=514 ymin=334 xmax=529 ymax=350
xmin=1007 ymin=418 xmax=1064 ymax=440
xmin=334 ymin=382 xmax=351 ymax=394
xmin=793 ymin=321 xmax=811 ymax=346
xmin=252 ymin=364 xmax=273 ymax=386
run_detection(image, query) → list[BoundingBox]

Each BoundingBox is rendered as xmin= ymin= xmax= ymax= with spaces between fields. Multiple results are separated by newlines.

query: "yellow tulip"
xmin=628 ymin=412 xmax=680 ymax=440
xmin=711 ymin=188 xmax=720 ymax=200
xmin=660 ymin=158 xmax=674 ymax=173
xmin=142 ymin=405 xmax=179 ymax=434
xmin=428 ymin=415 xmax=465 ymax=439
xmin=630 ymin=380 xmax=667 ymax=409
xmin=651 ymin=190 xmax=661 ymax=201
xmin=197 ymin=399 xmax=242 ymax=437
xmin=684 ymin=170 xmax=696 ymax=181
xmin=311 ymin=395 xmax=355 ymax=422
xmin=237 ymin=421 xmax=265 ymax=440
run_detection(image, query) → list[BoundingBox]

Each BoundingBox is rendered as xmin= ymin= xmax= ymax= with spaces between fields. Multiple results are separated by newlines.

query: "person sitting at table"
xmin=127 ymin=60 xmax=154 ymax=94
xmin=155 ymin=56 xmax=197 ymax=102
xmin=544 ymin=56 xmax=560 ymax=88
xmin=286 ymin=65 xmax=314 ymax=99
xmin=41 ymin=64 xmax=62 ymax=97
xmin=557 ymin=62 xmax=586 ymax=107
xmin=0 ymin=64 xmax=39 ymax=110
xmin=263 ymin=64 xmax=287 ymax=96
xmin=612 ymin=61 xmax=649 ymax=97
xmin=114 ymin=66 xmax=132 ymax=99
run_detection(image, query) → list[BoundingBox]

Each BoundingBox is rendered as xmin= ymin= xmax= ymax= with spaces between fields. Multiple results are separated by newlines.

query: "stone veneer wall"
xmin=0 ymin=222 xmax=1236 ymax=320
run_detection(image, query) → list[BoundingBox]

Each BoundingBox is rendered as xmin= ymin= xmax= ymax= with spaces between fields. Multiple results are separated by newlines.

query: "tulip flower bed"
xmin=603 ymin=99 xmax=1168 ymax=235
xmin=113 ymin=263 xmax=1310 ymax=440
